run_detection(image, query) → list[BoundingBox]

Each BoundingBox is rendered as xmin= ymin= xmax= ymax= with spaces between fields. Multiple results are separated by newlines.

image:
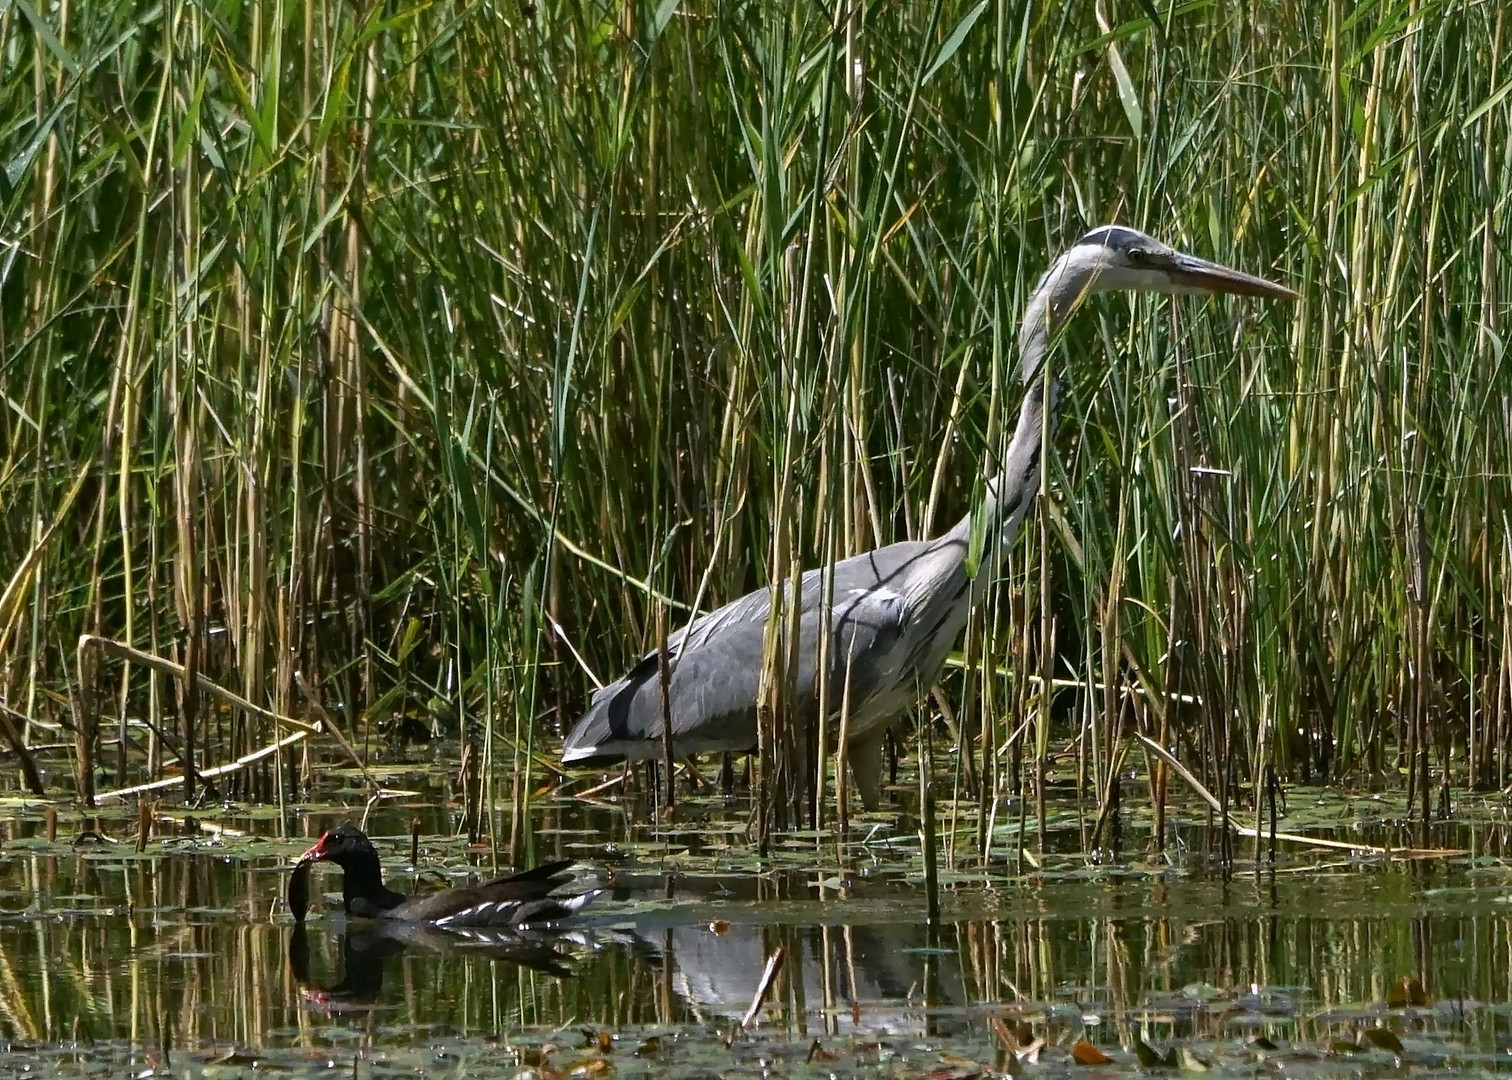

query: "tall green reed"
xmin=1 ymin=0 xmax=1508 ymax=856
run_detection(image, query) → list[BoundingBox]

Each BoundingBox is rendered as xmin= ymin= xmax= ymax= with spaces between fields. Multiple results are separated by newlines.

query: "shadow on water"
xmin=2 ymin=794 xmax=1512 ymax=1075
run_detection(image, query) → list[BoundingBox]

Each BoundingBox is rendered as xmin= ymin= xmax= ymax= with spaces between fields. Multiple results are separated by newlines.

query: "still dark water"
xmin=5 ymin=792 xmax=1512 ymax=1077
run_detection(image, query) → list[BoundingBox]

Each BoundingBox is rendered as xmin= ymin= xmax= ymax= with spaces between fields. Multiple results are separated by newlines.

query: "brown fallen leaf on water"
xmin=1134 ymin=1037 xmax=1176 ymax=1068
xmin=1386 ymin=976 xmax=1428 ymax=1008
xmin=924 ymin=1066 xmax=981 ymax=1080
xmin=1359 ymin=1027 xmax=1404 ymax=1053
xmin=1327 ymin=1038 xmax=1363 ymax=1054
xmin=1176 ymin=1046 xmax=1209 ymax=1072
xmin=1070 ymin=1039 xmax=1112 ymax=1066
xmin=567 ymin=1059 xmax=611 ymax=1077
xmin=805 ymin=1040 xmax=838 ymax=1063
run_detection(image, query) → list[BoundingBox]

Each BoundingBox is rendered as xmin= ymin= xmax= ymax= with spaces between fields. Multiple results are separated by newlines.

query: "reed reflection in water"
xmin=0 ymin=836 xmax=1508 ymax=1070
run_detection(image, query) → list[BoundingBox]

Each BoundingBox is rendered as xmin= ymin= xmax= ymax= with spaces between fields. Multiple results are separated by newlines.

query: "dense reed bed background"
xmin=2 ymin=0 xmax=1508 ymax=841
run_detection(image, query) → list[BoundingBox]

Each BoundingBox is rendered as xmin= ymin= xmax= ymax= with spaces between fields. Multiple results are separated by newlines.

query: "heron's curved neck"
xmin=971 ymin=252 xmax=1095 ymax=551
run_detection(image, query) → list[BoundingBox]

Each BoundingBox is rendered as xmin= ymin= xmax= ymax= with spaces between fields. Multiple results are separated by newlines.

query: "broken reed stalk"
xmin=98 ymin=729 xmax=311 ymax=803
xmin=741 ymin=947 xmax=787 ymax=1028
xmin=74 ymin=635 xmax=376 ymax=801
xmin=80 ymin=636 xmax=320 ymax=735
xmin=0 ymin=704 xmax=44 ymax=795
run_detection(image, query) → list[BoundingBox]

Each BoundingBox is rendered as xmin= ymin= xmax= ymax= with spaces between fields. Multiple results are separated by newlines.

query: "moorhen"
xmin=291 ymin=823 xmax=601 ymax=928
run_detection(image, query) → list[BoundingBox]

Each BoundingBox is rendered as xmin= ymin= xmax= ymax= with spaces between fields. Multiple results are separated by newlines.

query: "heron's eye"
xmin=1127 ymin=248 xmax=1147 ymax=263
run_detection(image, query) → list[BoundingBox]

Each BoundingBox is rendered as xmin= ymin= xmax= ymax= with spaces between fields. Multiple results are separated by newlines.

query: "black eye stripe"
xmin=1074 ymin=225 xmax=1149 ymax=251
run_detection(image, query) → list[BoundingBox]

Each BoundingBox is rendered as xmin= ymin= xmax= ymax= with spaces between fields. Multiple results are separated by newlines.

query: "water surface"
xmin=3 ymin=790 xmax=1511 ymax=1077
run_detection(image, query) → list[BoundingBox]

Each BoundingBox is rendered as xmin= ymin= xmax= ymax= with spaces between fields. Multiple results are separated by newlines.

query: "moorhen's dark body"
xmin=295 ymin=823 xmax=599 ymax=928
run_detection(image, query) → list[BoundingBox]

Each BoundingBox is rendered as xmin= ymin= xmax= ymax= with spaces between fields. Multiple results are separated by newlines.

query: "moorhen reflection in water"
xmin=290 ymin=823 xmax=602 ymax=927
xmin=288 ymin=921 xmax=580 ymax=1007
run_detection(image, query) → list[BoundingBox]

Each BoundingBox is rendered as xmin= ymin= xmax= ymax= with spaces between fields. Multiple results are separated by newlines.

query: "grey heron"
xmin=562 ymin=225 xmax=1296 ymax=808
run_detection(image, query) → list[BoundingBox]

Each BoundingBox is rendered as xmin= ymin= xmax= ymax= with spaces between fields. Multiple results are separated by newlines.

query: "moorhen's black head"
xmin=298 ymin=822 xmax=406 ymax=917
xmin=301 ymin=823 xmax=378 ymax=868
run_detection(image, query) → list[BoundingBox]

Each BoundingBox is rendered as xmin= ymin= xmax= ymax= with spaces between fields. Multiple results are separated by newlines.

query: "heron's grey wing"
xmin=561 ymin=587 xmax=777 ymax=762
xmin=818 ymin=536 xmax=971 ymax=706
xmin=823 ymin=585 xmax=911 ymax=708
xmin=560 ymin=539 xmax=938 ymax=765
xmin=888 ymin=531 xmax=976 ymax=682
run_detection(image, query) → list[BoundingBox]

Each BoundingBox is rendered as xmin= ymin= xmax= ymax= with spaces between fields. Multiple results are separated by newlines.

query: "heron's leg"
xmin=794 ymin=712 xmax=814 ymax=825
xmin=848 ymin=728 xmax=888 ymax=811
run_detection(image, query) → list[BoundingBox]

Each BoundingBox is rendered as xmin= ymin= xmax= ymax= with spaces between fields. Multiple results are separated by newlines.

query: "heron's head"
xmin=1062 ymin=225 xmax=1297 ymax=301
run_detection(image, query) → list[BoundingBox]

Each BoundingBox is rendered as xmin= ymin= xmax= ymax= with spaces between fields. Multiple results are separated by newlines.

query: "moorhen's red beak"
xmin=299 ymin=832 xmax=330 ymax=863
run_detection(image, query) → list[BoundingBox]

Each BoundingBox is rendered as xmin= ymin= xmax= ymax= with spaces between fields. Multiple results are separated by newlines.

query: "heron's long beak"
xmin=1168 ymin=252 xmax=1298 ymax=300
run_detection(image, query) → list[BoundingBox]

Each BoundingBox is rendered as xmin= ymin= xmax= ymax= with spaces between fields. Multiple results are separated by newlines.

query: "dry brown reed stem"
xmin=919 ymin=716 xmax=941 ymax=925
xmin=135 ymin=799 xmax=152 ymax=852
xmin=74 ymin=635 xmax=376 ymax=797
xmin=97 ymin=729 xmax=311 ymax=804
xmin=657 ymin=608 xmax=674 ymax=810
xmin=0 ymin=707 xmax=43 ymax=796
xmin=72 ymin=639 xmax=99 ymax=806
xmin=80 ymin=636 xmax=320 ymax=735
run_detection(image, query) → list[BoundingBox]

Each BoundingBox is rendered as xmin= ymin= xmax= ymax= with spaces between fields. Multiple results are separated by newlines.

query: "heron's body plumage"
xmin=563 ymin=522 xmax=980 ymax=804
